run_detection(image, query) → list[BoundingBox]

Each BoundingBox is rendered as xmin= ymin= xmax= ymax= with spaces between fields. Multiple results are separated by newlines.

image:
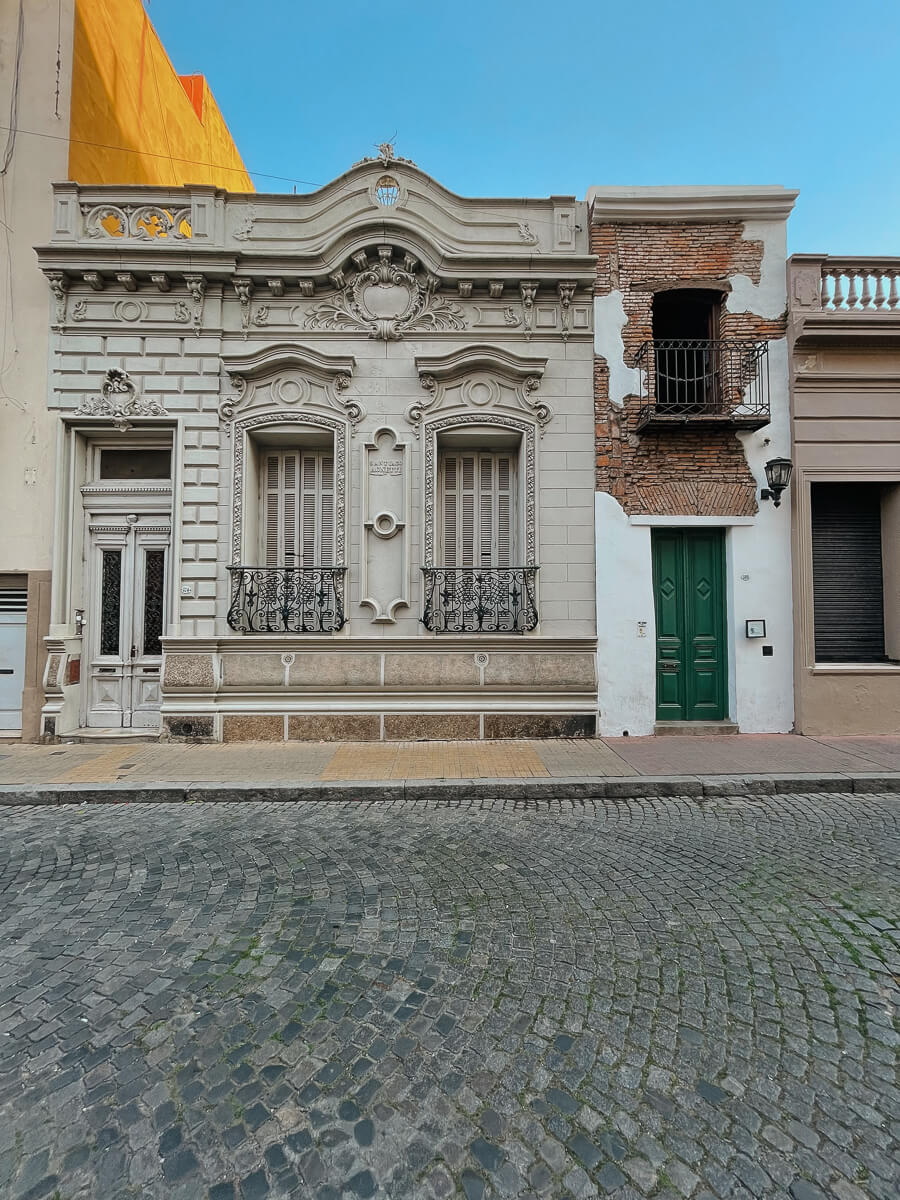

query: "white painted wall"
xmin=593 ymin=212 xmax=794 ymax=734
xmin=595 ymin=494 xmax=794 ymax=734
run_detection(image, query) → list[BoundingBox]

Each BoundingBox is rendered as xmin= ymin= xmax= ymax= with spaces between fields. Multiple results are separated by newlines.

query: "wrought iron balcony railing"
xmin=226 ymin=566 xmax=346 ymax=633
xmin=635 ymin=338 xmax=770 ymax=430
xmin=422 ymin=567 xmax=539 ymax=634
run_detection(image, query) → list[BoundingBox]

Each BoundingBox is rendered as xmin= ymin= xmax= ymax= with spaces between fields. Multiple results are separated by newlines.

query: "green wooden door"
xmin=652 ymin=529 xmax=727 ymax=721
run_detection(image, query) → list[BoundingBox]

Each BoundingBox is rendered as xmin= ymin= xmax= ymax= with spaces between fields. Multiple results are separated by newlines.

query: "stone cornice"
xmin=587 ymin=185 xmax=798 ymax=223
xmin=414 ymin=344 xmax=547 ymax=385
xmin=220 ymin=343 xmax=356 ymax=381
xmin=791 ymin=313 xmax=900 ymax=347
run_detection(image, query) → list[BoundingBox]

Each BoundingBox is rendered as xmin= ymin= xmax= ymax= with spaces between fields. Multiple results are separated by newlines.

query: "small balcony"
xmin=227 ymin=566 xmax=346 ymax=633
xmin=422 ymin=567 xmax=539 ymax=634
xmin=635 ymin=339 xmax=770 ymax=431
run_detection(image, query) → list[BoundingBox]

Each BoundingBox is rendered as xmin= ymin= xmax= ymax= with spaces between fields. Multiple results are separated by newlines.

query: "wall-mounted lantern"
xmin=760 ymin=457 xmax=793 ymax=508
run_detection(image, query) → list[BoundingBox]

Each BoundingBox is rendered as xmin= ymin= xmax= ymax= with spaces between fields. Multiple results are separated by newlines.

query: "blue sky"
xmin=147 ymin=0 xmax=899 ymax=254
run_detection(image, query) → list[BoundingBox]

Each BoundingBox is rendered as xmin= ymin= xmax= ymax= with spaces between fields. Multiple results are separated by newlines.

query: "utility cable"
xmin=0 ymin=0 xmax=25 ymax=177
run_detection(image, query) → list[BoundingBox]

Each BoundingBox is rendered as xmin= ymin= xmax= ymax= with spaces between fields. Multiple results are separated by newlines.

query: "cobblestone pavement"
xmin=1 ymin=795 xmax=897 ymax=1200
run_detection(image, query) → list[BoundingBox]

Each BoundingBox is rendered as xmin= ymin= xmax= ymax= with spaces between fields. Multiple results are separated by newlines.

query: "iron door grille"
xmin=811 ymin=483 xmax=886 ymax=663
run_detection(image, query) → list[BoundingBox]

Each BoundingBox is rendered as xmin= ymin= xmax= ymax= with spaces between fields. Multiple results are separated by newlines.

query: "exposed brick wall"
xmin=593 ymin=221 xmax=786 ymax=516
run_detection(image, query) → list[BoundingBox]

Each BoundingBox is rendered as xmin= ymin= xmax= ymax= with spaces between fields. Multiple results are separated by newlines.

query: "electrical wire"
xmin=0 ymin=0 xmax=25 ymax=177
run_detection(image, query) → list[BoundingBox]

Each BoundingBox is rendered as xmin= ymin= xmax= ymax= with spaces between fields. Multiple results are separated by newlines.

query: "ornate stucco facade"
xmin=36 ymin=153 xmax=599 ymax=741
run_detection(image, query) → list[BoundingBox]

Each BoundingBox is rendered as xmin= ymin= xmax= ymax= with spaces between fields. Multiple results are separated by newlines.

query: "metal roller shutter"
xmin=811 ymin=483 xmax=885 ymax=663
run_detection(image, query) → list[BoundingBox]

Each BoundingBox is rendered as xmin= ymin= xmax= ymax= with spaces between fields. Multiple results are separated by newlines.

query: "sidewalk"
xmin=1 ymin=733 xmax=899 ymax=802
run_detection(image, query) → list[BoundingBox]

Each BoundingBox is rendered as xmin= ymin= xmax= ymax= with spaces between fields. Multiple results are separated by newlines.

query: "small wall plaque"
xmin=745 ymin=619 xmax=766 ymax=638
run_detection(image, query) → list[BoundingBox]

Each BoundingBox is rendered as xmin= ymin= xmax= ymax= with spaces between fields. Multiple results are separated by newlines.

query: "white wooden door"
xmin=0 ymin=588 xmax=27 ymax=731
xmin=85 ymin=522 xmax=169 ymax=729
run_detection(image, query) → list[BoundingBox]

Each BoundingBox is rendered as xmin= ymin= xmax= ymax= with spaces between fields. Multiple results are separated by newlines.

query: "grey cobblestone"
xmin=0 ymin=793 xmax=896 ymax=1198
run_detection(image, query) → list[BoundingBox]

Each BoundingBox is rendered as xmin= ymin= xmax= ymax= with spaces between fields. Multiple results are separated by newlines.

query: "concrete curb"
xmin=1 ymin=772 xmax=898 ymax=806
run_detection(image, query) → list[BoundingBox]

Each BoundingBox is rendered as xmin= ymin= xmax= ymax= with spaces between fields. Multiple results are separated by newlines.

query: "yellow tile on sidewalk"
xmin=320 ymin=740 xmax=550 ymax=782
xmin=50 ymin=746 xmax=139 ymax=783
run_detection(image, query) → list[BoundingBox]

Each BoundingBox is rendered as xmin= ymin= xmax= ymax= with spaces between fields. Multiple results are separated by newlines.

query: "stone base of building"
xmin=162 ymin=711 xmax=597 ymax=742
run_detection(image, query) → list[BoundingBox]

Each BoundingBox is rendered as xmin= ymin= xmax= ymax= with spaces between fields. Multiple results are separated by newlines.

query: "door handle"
xmin=131 ymin=644 xmax=136 ymax=658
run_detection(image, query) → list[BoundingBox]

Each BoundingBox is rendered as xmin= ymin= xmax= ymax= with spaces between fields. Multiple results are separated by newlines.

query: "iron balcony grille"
xmin=227 ymin=566 xmax=346 ymax=633
xmin=422 ymin=567 xmax=539 ymax=634
xmin=635 ymin=339 xmax=770 ymax=429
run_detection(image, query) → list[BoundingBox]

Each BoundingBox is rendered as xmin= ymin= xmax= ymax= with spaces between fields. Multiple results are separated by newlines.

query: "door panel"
xmin=0 ymin=589 xmax=27 ymax=731
xmin=653 ymin=530 xmax=726 ymax=721
xmin=652 ymin=532 xmax=686 ymax=719
xmin=86 ymin=524 xmax=168 ymax=729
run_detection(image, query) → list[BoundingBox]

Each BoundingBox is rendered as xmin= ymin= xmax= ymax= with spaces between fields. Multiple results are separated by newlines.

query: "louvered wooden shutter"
xmin=812 ymin=483 xmax=885 ymax=662
xmin=264 ymin=454 xmax=281 ymax=567
xmin=440 ymin=451 xmax=516 ymax=568
xmin=442 ymin=456 xmax=458 ymax=567
xmin=262 ymin=449 xmax=335 ymax=567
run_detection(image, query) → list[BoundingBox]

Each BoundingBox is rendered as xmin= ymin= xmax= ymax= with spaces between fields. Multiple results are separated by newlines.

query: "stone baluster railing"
xmin=820 ymin=263 xmax=900 ymax=311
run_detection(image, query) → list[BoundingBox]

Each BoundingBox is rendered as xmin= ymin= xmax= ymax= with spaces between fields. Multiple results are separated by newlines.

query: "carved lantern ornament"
xmin=305 ymin=245 xmax=465 ymax=341
xmin=74 ymin=369 xmax=165 ymax=432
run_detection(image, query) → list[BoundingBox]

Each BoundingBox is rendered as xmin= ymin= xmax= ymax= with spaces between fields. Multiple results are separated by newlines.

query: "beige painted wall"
xmin=0 ymin=0 xmax=74 ymax=575
xmin=789 ymin=313 xmax=900 ymax=733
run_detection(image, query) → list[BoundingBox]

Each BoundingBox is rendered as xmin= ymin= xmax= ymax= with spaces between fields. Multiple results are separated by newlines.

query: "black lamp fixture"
xmin=760 ymin=457 xmax=793 ymax=508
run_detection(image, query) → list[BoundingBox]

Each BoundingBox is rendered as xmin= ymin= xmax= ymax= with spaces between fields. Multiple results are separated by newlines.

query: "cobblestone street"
xmin=1 ymin=794 xmax=897 ymax=1200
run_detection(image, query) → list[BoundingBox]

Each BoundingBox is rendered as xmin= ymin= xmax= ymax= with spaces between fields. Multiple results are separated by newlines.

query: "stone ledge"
xmin=1 ymin=772 xmax=897 ymax=806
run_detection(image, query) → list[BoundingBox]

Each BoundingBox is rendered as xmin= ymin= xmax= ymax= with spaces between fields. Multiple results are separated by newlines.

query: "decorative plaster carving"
xmin=517 ymin=221 xmax=539 ymax=246
xmin=267 ymin=278 xmax=285 ymax=297
xmin=184 ymin=274 xmax=206 ymax=330
xmin=252 ymin=305 xmax=270 ymax=327
xmin=231 ymin=411 xmax=347 ymax=566
xmin=113 ymin=299 xmax=149 ymax=322
xmin=233 ymin=277 xmax=253 ymax=333
xmin=151 ymin=273 xmax=171 ymax=292
xmin=503 ymin=306 xmax=521 ymax=327
xmin=71 ymin=299 xmax=87 ymax=322
xmin=305 ymin=244 xmax=465 ymax=341
xmin=173 ymin=301 xmax=191 ymax=323
xmin=520 ymin=281 xmax=539 ymax=340
xmin=219 ymin=344 xmax=362 ymax=428
xmin=44 ymin=271 xmax=68 ymax=326
xmin=353 ymin=142 xmax=416 ymax=169
xmin=81 ymin=203 xmax=191 ymax=240
xmin=233 ymin=205 xmax=256 ymax=240
xmin=557 ymin=281 xmax=577 ymax=341
xmin=423 ymin=413 xmax=537 ymax=567
xmin=298 ymin=280 xmax=315 ymax=297
xmin=75 ymin=369 xmax=165 ymax=432
xmin=117 ymin=272 xmax=137 ymax=292
xmin=84 ymin=271 xmax=104 ymax=291
xmin=457 ymin=280 xmax=473 ymax=298
xmin=361 ymin=426 xmax=410 ymax=623
xmin=409 ymin=345 xmax=550 ymax=434
xmin=488 ymin=281 xmax=504 ymax=299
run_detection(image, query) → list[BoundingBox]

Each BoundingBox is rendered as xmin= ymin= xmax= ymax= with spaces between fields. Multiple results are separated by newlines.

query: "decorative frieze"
xmin=81 ymin=203 xmax=192 ymax=241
